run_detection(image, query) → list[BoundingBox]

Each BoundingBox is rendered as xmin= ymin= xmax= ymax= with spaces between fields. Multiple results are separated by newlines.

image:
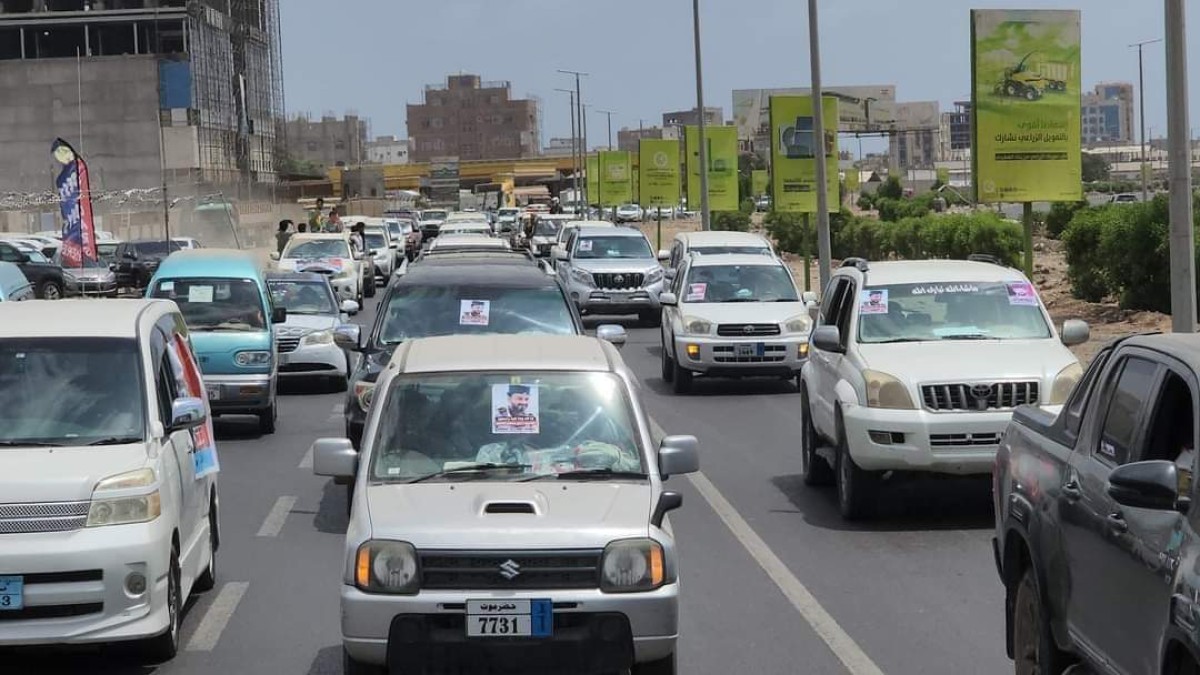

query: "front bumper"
xmin=571 ymin=280 xmax=664 ymax=314
xmin=842 ymin=404 xmax=1014 ymax=474
xmin=673 ymin=334 xmax=808 ymax=377
xmin=0 ymin=520 xmax=172 ymax=646
xmin=342 ymin=584 xmax=679 ymax=670
xmin=279 ymin=342 xmax=346 ymax=379
xmin=372 ymin=256 xmax=392 ymax=278
xmin=203 ymin=373 xmax=274 ymax=414
xmin=64 ymin=277 xmax=118 ymax=298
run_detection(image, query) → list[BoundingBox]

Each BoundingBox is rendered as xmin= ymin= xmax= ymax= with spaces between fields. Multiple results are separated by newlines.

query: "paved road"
xmin=11 ymin=300 xmax=1010 ymax=675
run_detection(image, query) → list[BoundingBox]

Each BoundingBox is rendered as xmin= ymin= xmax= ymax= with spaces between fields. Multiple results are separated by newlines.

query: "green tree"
xmin=877 ymin=175 xmax=903 ymax=200
xmin=1081 ymin=153 xmax=1111 ymax=183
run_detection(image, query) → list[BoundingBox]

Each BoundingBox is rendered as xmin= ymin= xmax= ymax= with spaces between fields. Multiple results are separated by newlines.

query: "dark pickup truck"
xmin=994 ymin=333 xmax=1200 ymax=675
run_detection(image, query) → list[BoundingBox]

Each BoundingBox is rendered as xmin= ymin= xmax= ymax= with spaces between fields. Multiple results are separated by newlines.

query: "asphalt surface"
xmin=9 ymin=297 xmax=1011 ymax=675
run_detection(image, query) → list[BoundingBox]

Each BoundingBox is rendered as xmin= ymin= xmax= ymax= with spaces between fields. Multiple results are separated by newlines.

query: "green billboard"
xmin=751 ymin=170 xmax=770 ymax=197
xmin=971 ymin=9 xmax=1082 ymax=203
xmin=768 ymin=95 xmax=840 ymax=213
xmin=686 ymin=125 xmax=738 ymax=212
xmin=597 ymin=151 xmax=633 ymax=206
xmin=639 ymin=139 xmax=681 ymax=208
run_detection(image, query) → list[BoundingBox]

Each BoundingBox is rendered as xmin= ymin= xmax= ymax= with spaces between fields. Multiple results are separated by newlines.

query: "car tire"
xmin=672 ymin=359 xmax=693 ymax=395
xmin=835 ymin=410 xmax=878 ymax=520
xmin=1013 ymin=567 xmax=1073 ymax=675
xmin=342 ymin=647 xmax=387 ymax=675
xmin=800 ymin=387 xmax=834 ymax=487
xmin=661 ymin=343 xmax=675 ymax=383
xmin=193 ymin=499 xmax=218 ymax=593
xmin=259 ymin=400 xmax=277 ymax=435
xmin=364 ymin=274 xmax=376 ymax=298
xmin=40 ymin=280 xmax=63 ymax=300
xmin=633 ymin=653 xmax=677 ymax=675
xmin=639 ymin=310 xmax=661 ymax=327
xmin=141 ymin=548 xmax=181 ymax=662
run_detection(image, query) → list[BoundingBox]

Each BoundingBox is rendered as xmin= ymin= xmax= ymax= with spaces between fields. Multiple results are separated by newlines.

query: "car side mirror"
xmin=271 ymin=306 xmax=287 ymax=324
xmin=1061 ymin=319 xmax=1090 ymax=347
xmin=802 ymin=291 xmax=818 ymax=304
xmin=1108 ymin=460 xmax=1184 ymax=512
xmin=658 ymin=435 xmax=700 ymax=479
xmin=312 ymin=438 xmax=358 ymax=479
xmin=169 ymin=396 xmax=207 ymax=432
xmin=269 ymin=252 xmax=280 ymax=261
xmin=340 ymin=299 xmax=360 ymax=315
xmin=596 ymin=324 xmax=627 ymax=348
xmin=334 ymin=323 xmax=363 ymax=352
xmin=657 ymin=250 xmax=670 ymax=261
xmin=659 ymin=292 xmax=677 ymax=307
xmin=810 ymin=325 xmax=843 ymax=353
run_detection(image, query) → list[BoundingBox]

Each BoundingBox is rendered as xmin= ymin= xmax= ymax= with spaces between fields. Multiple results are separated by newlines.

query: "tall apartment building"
xmin=365 ymin=135 xmax=408 ymax=165
xmin=1082 ymin=82 xmax=1134 ymax=146
xmin=662 ymin=107 xmax=724 ymax=129
xmin=617 ymin=127 xmax=663 ymax=153
xmin=407 ymin=74 xmax=540 ymax=163
xmin=285 ymin=114 xmax=367 ymax=168
xmin=0 ymin=0 xmax=285 ymax=193
xmin=888 ymin=101 xmax=940 ymax=170
xmin=938 ymin=101 xmax=973 ymax=162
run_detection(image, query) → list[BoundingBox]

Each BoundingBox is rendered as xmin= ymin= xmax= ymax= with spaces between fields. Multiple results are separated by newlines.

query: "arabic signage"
xmin=428 ymin=156 xmax=461 ymax=207
xmin=685 ymin=125 xmax=739 ymax=212
xmin=52 ymin=138 xmax=98 ymax=268
xmin=768 ymin=95 xmax=840 ymax=213
xmin=971 ymin=9 xmax=1082 ymax=203
xmin=597 ymin=151 xmax=633 ymax=206
xmin=638 ymin=139 xmax=681 ymax=208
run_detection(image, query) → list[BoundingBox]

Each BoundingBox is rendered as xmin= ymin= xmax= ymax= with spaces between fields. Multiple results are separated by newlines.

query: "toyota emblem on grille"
xmin=614 ymin=274 xmax=625 ymax=284
xmin=743 ymin=325 xmax=755 ymax=335
xmin=498 ymin=559 xmax=521 ymax=580
xmin=970 ymin=384 xmax=992 ymax=399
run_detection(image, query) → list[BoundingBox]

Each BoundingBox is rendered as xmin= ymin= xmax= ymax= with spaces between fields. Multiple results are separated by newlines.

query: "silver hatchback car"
xmin=314 ymin=334 xmax=700 ymax=675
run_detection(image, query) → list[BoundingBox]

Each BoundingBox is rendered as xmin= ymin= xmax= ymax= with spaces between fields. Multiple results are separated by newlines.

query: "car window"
xmin=377 ymin=284 xmax=577 ymax=345
xmin=1097 ymin=356 xmax=1159 ymax=465
xmin=364 ymin=232 xmax=388 ymax=249
xmin=150 ymin=277 xmax=267 ymax=331
xmin=682 ymin=264 xmax=798 ymax=303
xmin=1140 ymin=370 xmax=1196 ymax=489
xmin=1064 ymin=349 xmax=1112 ymax=436
xmin=371 ymin=372 xmax=644 ymax=481
xmin=856 ymin=281 xmax=1052 ymax=343
xmin=0 ymin=245 xmax=22 ymax=263
xmin=820 ymin=278 xmax=849 ymax=326
xmin=133 ymin=241 xmax=182 ymax=256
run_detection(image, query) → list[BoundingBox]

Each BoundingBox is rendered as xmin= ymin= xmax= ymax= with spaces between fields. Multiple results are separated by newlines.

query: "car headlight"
xmin=354 ymin=379 xmax=377 ymax=410
xmin=784 ymin=315 xmax=811 ymax=334
xmin=600 ymin=539 xmax=665 ymax=593
xmin=1048 ymin=362 xmax=1084 ymax=405
xmin=355 ymin=540 xmax=420 ymax=594
xmin=302 ymin=329 xmax=334 ymax=346
xmin=682 ymin=316 xmax=713 ymax=336
xmin=86 ymin=468 xmax=161 ymax=528
xmin=570 ymin=268 xmax=594 ymax=287
xmin=644 ymin=267 xmax=664 ymax=284
xmin=863 ymin=369 xmax=915 ymax=409
xmin=235 ymin=350 xmax=273 ymax=367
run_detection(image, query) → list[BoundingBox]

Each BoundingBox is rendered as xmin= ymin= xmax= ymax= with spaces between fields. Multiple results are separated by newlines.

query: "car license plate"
xmin=465 ymin=599 xmax=552 ymax=638
xmin=205 ymin=384 xmax=221 ymax=401
xmin=735 ymin=343 xmax=765 ymax=357
xmin=0 ymin=576 xmax=23 ymax=610
xmin=608 ymin=292 xmax=628 ymax=302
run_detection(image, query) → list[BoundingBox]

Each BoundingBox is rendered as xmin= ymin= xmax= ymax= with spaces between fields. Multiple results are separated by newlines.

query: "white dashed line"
xmin=185 ymin=581 xmax=249 ymax=651
xmin=648 ymin=419 xmax=884 ymax=675
xmin=298 ymin=445 xmax=313 ymax=470
xmin=256 ymin=496 xmax=297 ymax=537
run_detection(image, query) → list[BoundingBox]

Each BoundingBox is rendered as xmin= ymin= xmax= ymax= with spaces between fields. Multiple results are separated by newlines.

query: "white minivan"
xmin=0 ymin=299 xmax=220 ymax=661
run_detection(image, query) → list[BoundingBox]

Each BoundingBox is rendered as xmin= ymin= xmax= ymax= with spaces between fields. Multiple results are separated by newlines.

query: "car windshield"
xmin=0 ymin=337 xmax=145 ymax=445
xmin=683 ymin=264 xmax=799 ymax=303
xmin=378 ymin=285 xmax=576 ymax=345
xmin=574 ymin=236 xmax=653 ymax=259
xmin=285 ymin=239 xmax=350 ymax=259
xmin=386 ymin=221 xmax=404 ymax=237
xmin=364 ymin=232 xmax=388 ymax=249
xmin=692 ymin=245 xmax=771 ymax=257
xmin=97 ymin=243 xmax=119 ymax=257
xmin=422 ymin=210 xmax=448 ymax=221
xmin=370 ymin=372 xmax=644 ymax=482
xmin=151 ymin=277 xmax=267 ymax=331
xmin=856 ymin=281 xmax=1052 ymax=343
xmin=499 ymin=209 xmax=520 ymax=217
xmin=268 ymin=280 xmax=335 ymax=315
xmin=134 ymin=241 xmax=181 ymax=256
xmin=534 ymin=221 xmax=563 ymax=236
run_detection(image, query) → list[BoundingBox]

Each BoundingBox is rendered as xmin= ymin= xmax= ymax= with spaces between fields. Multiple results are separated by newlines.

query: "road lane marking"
xmin=256 ymin=496 xmax=297 ymax=537
xmin=649 ymin=419 xmax=884 ymax=675
xmin=298 ymin=445 xmax=313 ymax=470
xmin=185 ymin=582 xmax=248 ymax=651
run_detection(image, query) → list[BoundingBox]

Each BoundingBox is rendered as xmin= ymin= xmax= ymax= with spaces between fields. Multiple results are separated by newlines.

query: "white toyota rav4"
xmin=799 ymin=257 xmax=1090 ymax=520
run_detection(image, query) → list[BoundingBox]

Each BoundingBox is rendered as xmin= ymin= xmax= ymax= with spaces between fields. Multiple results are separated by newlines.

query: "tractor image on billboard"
xmin=993 ymin=52 xmax=1067 ymax=101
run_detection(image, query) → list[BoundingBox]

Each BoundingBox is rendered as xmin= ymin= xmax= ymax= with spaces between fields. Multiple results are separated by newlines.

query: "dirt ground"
xmin=633 ymin=217 xmax=1167 ymax=365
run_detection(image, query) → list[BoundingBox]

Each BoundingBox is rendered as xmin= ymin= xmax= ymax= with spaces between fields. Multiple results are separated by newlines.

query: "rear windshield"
xmin=377 ymin=284 xmax=577 ymax=345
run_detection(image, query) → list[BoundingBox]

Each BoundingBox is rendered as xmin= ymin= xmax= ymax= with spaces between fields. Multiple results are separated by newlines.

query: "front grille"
xmin=0 ymin=501 xmax=89 ymax=534
xmin=419 ymin=550 xmax=602 ymax=590
xmin=930 ymin=432 xmax=1003 ymax=447
xmin=0 ymin=603 xmax=103 ymax=621
xmin=713 ymin=344 xmax=787 ymax=363
xmin=716 ymin=323 xmax=782 ymax=337
xmin=921 ymin=382 xmax=1039 ymax=412
xmin=276 ymin=337 xmax=301 ymax=353
xmin=591 ymin=272 xmax=643 ymax=290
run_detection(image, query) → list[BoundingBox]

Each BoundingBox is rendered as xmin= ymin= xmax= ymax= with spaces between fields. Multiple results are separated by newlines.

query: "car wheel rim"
xmin=45 ymin=286 xmax=59 ymax=299
xmin=167 ymin=561 xmax=179 ymax=645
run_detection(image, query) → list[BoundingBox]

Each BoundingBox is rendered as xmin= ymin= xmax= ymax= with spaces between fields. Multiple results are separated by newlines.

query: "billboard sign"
xmin=639 ymin=139 xmax=681 ymax=208
xmin=768 ymin=96 xmax=840 ymax=213
xmin=686 ymin=125 xmax=739 ymax=212
xmin=597 ymin=151 xmax=633 ymax=206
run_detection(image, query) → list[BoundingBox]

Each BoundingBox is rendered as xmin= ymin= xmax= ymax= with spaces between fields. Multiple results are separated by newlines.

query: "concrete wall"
xmin=0 ymin=55 xmax=162 ymax=193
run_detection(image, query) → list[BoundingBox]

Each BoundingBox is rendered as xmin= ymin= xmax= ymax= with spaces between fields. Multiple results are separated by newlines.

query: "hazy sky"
xmin=282 ymin=0 xmax=1188 ymax=146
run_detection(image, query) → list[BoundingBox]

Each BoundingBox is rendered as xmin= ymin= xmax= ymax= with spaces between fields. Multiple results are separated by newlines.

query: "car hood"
xmin=366 ymin=482 xmax=652 ymax=548
xmin=572 ymin=259 xmax=661 ymax=274
xmin=678 ymin=301 xmax=809 ymax=326
xmin=0 ymin=443 xmax=148 ymax=503
xmin=856 ymin=339 xmax=1078 ymax=384
xmin=278 ymin=313 xmax=339 ymax=334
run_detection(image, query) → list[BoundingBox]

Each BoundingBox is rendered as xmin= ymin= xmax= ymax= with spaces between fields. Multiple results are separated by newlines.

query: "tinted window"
xmin=133 ymin=241 xmax=182 ymax=256
xmin=378 ymin=284 xmax=577 ymax=345
xmin=1065 ymin=350 xmax=1112 ymax=435
xmin=1098 ymin=357 xmax=1159 ymax=465
xmin=857 ymin=281 xmax=1052 ymax=343
xmin=151 ymin=277 xmax=267 ymax=331
xmin=268 ymin=279 xmax=336 ymax=315
xmin=820 ymin=278 xmax=848 ymax=326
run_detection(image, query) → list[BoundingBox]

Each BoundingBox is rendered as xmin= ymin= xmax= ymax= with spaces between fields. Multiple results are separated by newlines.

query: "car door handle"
xmin=1061 ymin=481 xmax=1082 ymax=501
xmin=1107 ymin=512 xmax=1128 ymax=533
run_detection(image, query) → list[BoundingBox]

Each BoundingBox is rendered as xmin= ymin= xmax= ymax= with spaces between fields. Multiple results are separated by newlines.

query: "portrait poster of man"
xmin=492 ymin=383 xmax=540 ymax=434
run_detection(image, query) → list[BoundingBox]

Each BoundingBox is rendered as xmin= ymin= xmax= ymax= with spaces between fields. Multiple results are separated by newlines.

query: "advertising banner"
xmin=686 ymin=125 xmax=738 ymax=212
xmin=971 ymin=9 xmax=1082 ymax=203
xmin=639 ymin=139 xmax=681 ymax=208
xmin=597 ymin=151 xmax=633 ymax=206
xmin=52 ymin=138 xmax=98 ymax=268
xmin=429 ymin=156 xmax=461 ymax=207
xmin=586 ymin=154 xmax=599 ymax=201
xmin=768 ymin=96 xmax=840 ymax=213
xmin=751 ymin=170 xmax=770 ymax=197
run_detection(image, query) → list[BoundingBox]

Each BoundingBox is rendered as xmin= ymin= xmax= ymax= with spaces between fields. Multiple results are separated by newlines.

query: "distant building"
xmin=662 ymin=107 xmax=724 ymax=129
xmin=1082 ymin=82 xmax=1134 ymax=146
xmin=407 ymin=74 xmax=541 ymax=162
xmin=542 ymin=138 xmax=576 ymax=157
xmin=365 ymin=136 xmax=409 ymax=165
xmin=938 ymin=101 xmax=973 ymax=162
xmin=888 ymin=101 xmax=940 ymax=170
xmin=285 ymin=114 xmax=368 ymax=168
xmin=618 ymin=127 xmax=664 ymax=153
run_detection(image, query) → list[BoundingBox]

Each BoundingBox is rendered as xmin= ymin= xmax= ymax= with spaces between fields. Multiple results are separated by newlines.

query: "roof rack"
xmin=967 ymin=253 xmax=1003 ymax=266
xmin=840 ymin=257 xmax=870 ymax=272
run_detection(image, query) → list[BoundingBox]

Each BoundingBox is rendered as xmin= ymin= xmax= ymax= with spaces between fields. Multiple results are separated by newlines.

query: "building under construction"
xmin=0 ymin=0 xmax=285 ymax=195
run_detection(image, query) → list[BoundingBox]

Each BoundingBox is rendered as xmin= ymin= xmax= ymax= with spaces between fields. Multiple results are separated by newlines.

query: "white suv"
xmin=799 ymin=257 xmax=1090 ymax=520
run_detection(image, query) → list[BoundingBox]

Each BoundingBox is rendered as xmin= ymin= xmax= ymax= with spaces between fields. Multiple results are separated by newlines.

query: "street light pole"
xmin=1132 ymin=38 xmax=1163 ymax=202
xmin=691 ymin=0 xmax=711 ymax=231
xmin=597 ymin=109 xmax=615 ymax=150
xmin=558 ymin=69 xmax=589 ymax=207
xmin=556 ymin=88 xmax=580 ymax=214
xmin=582 ymin=104 xmax=590 ymax=209
xmin=809 ymin=0 xmax=832 ymax=289
xmin=1165 ymin=0 xmax=1195 ymax=332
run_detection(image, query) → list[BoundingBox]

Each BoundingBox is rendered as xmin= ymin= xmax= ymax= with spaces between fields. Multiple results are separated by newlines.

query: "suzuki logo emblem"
xmin=498 ymin=559 xmax=521 ymax=580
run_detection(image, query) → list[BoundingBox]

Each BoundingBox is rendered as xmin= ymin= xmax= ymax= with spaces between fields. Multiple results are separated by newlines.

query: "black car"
xmin=114 ymin=240 xmax=183 ymax=291
xmin=0 ymin=241 xmax=64 ymax=299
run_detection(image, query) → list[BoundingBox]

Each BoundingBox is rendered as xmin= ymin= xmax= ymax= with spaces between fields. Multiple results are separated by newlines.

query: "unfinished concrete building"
xmin=0 ymin=0 xmax=285 ymax=195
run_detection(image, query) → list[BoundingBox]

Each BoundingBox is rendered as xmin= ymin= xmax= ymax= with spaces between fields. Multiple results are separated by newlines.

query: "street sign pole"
xmin=1022 ymin=202 xmax=1034 ymax=279
xmin=808 ymin=0 xmax=832 ymax=291
xmin=1166 ymin=0 xmax=1196 ymax=332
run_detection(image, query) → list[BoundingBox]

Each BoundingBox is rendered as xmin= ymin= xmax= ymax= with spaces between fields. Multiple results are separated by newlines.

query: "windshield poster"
xmin=768 ymin=95 xmax=840 ymax=213
xmin=971 ymin=9 xmax=1082 ymax=203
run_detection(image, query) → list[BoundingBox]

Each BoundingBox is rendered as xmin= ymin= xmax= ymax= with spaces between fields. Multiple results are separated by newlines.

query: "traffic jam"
xmin=1 ymin=202 xmax=1195 ymax=675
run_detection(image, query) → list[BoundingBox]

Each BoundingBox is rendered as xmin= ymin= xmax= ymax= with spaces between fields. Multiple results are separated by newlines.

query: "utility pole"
xmin=1132 ymin=38 xmax=1162 ymax=202
xmin=1165 ymin=0 xmax=1195 ymax=332
xmin=809 ymin=0 xmax=832 ymax=289
xmin=597 ymin=109 xmax=615 ymax=150
xmin=691 ymin=0 xmax=711 ymax=230
xmin=154 ymin=3 xmax=170 ymax=243
xmin=582 ymin=104 xmax=590 ymax=208
xmin=558 ymin=69 xmax=589 ymax=207
xmin=556 ymin=88 xmax=580 ymax=213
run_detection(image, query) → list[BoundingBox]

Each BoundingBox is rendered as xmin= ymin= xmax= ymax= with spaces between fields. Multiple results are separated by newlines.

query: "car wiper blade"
xmin=518 ymin=468 xmax=648 ymax=482
xmin=86 ymin=436 xmax=143 ymax=446
xmin=407 ymin=463 xmax=533 ymax=483
xmin=721 ymin=298 xmax=761 ymax=303
xmin=869 ymin=338 xmax=929 ymax=344
xmin=939 ymin=334 xmax=992 ymax=340
xmin=0 ymin=440 xmax=65 ymax=447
